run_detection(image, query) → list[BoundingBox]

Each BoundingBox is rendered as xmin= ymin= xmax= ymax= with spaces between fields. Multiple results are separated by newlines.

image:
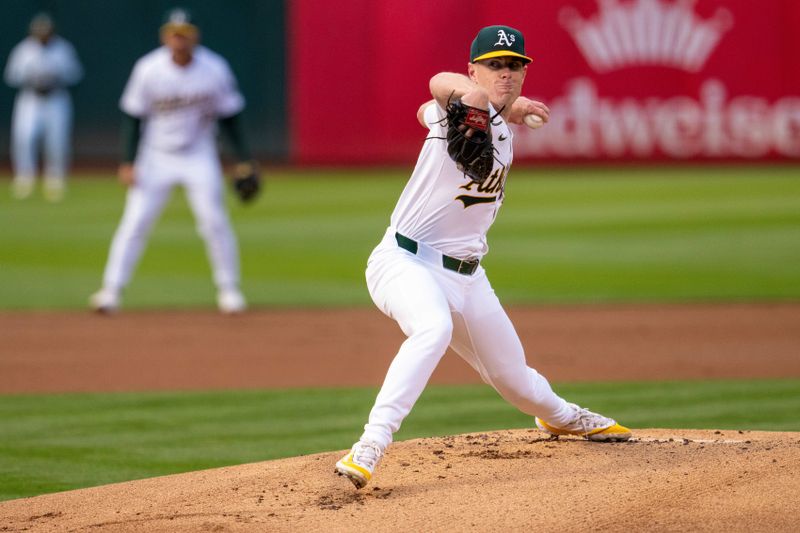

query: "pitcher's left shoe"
xmin=335 ymin=439 xmax=384 ymax=489
xmin=536 ymin=403 xmax=632 ymax=442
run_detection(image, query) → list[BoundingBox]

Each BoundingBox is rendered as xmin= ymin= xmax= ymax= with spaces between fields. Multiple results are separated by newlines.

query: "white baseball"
xmin=523 ymin=114 xmax=544 ymax=129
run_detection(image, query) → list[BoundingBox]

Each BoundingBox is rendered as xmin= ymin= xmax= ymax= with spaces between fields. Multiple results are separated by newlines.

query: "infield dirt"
xmin=2 ymin=302 xmax=799 ymax=531
xmin=2 ymin=302 xmax=799 ymax=393
xmin=1 ymin=429 xmax=798 ymax=532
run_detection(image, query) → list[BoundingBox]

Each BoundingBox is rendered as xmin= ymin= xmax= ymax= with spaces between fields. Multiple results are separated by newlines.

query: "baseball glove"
xmin=231 ymin=160 xmax=261 ymax=203
xmin=445 ymin=98 xmax=495 ymax=184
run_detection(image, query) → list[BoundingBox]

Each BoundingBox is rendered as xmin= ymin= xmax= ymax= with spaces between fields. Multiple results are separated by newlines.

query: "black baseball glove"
xmin=445 ymin=98 xmax=495 ymax=184
xmin=231 ymin=160 xmax=261 ymax=203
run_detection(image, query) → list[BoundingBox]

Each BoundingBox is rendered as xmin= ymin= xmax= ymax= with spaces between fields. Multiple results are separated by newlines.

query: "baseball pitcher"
xmin=335 ymin=25 xmax=632 ymax=490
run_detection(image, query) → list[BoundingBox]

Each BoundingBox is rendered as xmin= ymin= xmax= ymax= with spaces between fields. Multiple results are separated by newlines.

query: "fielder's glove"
xmin=231 ymin=160 xmax=261 ymax=203
xmin=445 ymin=98 xmax=495 ymax=184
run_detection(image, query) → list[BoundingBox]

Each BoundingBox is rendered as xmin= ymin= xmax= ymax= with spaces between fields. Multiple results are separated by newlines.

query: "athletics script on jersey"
xmin=455 ymin=164 xmax=509 ymax=208
xmin=152 ymin=93 xmax=215 ymax=114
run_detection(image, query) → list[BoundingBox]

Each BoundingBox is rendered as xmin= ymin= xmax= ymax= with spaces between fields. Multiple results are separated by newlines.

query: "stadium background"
xmin=1 ymin=0 xmax=799 ymax=509
xmin=1 ymin=0 xmax=798 ymax=165
xmin=0 ymin=0 xmax=287 ymax=164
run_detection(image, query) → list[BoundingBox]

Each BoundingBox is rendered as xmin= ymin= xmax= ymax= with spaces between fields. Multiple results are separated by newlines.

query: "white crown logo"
xmin=560 ymin=0 xmax=733 ymax=73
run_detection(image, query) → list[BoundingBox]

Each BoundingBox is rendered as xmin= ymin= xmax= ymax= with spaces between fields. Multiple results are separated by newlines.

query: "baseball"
xmin=523 ymin=114 xmax=545 ymax=129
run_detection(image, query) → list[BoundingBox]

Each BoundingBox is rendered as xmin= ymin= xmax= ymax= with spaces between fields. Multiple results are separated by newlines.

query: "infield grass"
xmin=1 ymin=379 xmax=799 ymax=502
xmin=1 ymin=165 xmax=799 ymax=309
xmin=1 ymin=167 xmax=798 ymax=503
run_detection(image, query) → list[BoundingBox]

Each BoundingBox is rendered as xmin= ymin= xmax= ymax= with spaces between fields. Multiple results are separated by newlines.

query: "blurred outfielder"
xmin=335 ymin=25 xmax=632 ymax=490
xmin=4 ymin=12 xmax=83 ymax=202
xmin=90 ymin=8 xmax=259 ymax=314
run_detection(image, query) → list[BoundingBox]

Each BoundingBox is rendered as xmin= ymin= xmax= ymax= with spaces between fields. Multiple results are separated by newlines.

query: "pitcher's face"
xmin=468 ymin=57 xmax=528 ymax=109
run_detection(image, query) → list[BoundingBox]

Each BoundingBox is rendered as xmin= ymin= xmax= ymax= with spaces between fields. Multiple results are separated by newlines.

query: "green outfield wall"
xmin=0 ymin=0 xmax=287 ymax=165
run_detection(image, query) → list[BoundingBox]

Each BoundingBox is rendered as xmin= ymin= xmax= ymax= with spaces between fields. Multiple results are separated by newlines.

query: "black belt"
xmin=395 ymin=232 xmax=479 ymax=276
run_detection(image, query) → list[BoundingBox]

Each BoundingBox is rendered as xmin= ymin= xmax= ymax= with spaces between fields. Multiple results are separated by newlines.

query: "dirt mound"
xmin=2 ymin=429 xmax=798 ymax=532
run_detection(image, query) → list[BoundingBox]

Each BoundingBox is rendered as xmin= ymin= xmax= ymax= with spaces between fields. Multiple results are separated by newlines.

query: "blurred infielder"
xmin=335 ymin=25 xmax=631 ymax=489
xmin=4 ymin=12 xmax=82 ymax=202
xmin=90 ymin=8 xmax=259 ymax=314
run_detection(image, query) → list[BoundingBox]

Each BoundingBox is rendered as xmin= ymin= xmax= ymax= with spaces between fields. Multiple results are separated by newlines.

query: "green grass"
xmin=1 ymin=379 xmax=798 ymax=502
xmin=1 ymin=168 xmax=798 ymax=503
xmin=1 ymin=165 xmax=798 ymax=309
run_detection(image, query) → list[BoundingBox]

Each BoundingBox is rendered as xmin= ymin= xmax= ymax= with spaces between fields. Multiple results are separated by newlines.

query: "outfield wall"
xmin=0 ymin=0 xmax=286 ymax=165
xmin=1 ymin=1 xmax=798 ymax=166
xmin=289 ymin=0 xmax=800 ymax=164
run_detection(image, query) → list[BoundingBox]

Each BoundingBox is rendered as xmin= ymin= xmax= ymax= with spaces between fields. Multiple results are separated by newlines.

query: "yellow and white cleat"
xmin=536 ymin=403 xmax=632 ymax=442
xmin=335 ymin=440 xmax=384 ymax=489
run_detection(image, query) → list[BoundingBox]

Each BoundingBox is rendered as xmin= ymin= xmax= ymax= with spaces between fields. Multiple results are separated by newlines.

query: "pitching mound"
xmin=2 ymin=429 xmax=798 ymax=532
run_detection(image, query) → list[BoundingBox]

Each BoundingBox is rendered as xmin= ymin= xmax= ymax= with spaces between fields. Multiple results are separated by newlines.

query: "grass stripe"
xmin=1 ymin=379 xmax=798 ymax=501
xmin=1 ymin=166 xmax=799 ymax=309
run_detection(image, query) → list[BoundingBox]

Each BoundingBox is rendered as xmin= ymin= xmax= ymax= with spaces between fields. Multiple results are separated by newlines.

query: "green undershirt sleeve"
xmin=120 ymin=113 xmax=141 ymax=163
xmin=218 ymin=112 xmax=252 ymax=162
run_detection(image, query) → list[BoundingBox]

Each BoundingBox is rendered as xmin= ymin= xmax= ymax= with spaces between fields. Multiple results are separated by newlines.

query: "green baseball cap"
xmin=29 ymin=12 xmax=54 ymax=36
xmin=470 ymin=25 xmax=532 ymax=64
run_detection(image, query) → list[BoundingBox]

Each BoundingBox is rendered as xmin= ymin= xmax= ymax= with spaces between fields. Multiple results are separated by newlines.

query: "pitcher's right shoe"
xmin=335 ymin=439 xmax=384 ymax=489
xmin=89 ymin=288 xmax=120 ymax=314
xmin=536 ymin=403 xmax=632 ymax=442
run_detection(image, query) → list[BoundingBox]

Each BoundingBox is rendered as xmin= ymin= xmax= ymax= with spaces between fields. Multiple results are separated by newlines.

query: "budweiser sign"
xmin=559 ymin=0 xmax=732 ymax=73
xmin=514 ymin=0 xmax=800 ymax=160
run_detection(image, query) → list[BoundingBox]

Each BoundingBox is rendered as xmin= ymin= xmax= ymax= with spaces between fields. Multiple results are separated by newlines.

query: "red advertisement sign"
xmin=289 ymin=1 xmax=800 ymax=163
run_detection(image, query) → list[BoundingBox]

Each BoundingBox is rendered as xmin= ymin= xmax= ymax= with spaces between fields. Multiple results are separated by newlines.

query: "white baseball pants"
xmin=360 ymin=228 xmax=574 ymax=449
xmin=10 ymin=90 xmax=72 ymax=184
xmin=100 ymin=149 xmax=240 ymax=292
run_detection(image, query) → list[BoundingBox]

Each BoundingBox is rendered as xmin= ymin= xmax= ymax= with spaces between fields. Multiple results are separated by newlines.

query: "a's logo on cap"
xmin=494 ymin=29 xmax=516 ymax=47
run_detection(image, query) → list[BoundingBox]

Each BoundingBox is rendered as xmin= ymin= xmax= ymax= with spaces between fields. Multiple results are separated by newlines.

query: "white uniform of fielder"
xmin=335 ymin=25 xmax=632 ymax=490
xmin=91 ymin=24 xmax=247 ymax=314
xmin=4 ymin=13 xmax=82 ymax=201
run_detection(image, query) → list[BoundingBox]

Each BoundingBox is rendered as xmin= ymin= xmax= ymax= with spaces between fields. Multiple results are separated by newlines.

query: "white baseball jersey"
xmin=390 ymin=102 xmax=513 ymax=260
xmin=98 ymin=45 xmax=245 ymax=302
xmin=120 ymin=45 xmax=244 ymax=154
xmin=360 ymin=100 xmax=573 ymax=452
xmin=4 ymin=36 xmax=82 ymax=93
xmin=5 ymin=36 xmax=82 ymax=186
